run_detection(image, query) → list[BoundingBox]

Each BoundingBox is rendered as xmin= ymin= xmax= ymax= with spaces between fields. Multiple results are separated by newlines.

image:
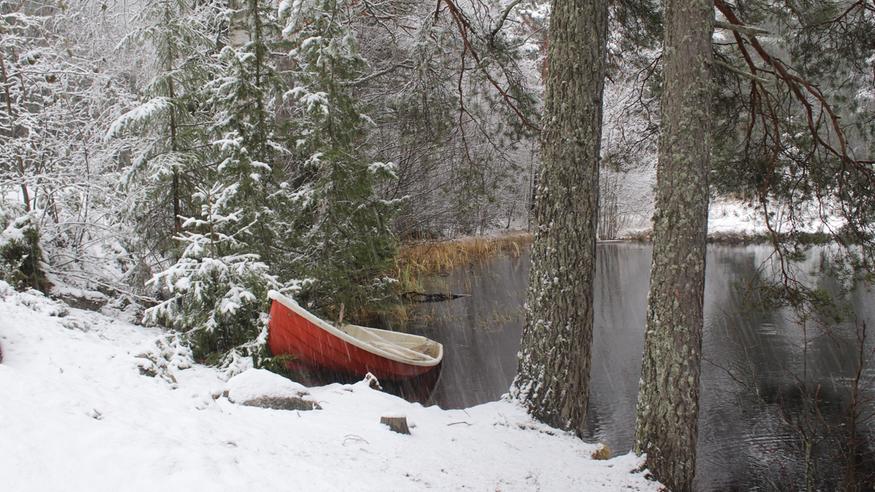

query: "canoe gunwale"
xmin=268 ymin=290 xmax=444 ymax=368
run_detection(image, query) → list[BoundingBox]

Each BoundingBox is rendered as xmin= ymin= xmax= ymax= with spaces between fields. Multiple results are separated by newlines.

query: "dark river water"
xmin=399 ymin=242 xmax=875 ymax=490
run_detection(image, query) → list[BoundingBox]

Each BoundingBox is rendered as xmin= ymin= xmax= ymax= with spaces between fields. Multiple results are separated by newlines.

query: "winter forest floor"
xmin=0 ymin=282 xmax=660 ymax=491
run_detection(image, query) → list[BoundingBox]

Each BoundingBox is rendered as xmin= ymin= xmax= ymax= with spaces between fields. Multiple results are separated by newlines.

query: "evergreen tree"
xmin=281 ymin=0 xmax=398 ymax=320
xmin=144 ymin=0 xmax=293 ymax=361
xmin=107 ymin=0 xmax=218 ymax=254
xmin=206 ymin=0 xmax=290 ymax=267
xmin=144 ymin=182 xmax=278 ymax=362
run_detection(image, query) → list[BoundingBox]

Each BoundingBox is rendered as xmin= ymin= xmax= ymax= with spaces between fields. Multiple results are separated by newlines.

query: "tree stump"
xmin=380 ymin=416 xmax=410 ymax=434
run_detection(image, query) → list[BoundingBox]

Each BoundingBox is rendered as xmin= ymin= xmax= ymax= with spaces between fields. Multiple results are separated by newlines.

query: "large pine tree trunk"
xmin=513 ymin=0 xmax=608 ymax=436
xmin=633 ymin=0 xmax=713 ymax=490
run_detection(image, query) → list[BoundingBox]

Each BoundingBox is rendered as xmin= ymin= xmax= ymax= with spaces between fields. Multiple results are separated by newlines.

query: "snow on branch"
xmin=105 ymin=97 xmax=173 ymax=140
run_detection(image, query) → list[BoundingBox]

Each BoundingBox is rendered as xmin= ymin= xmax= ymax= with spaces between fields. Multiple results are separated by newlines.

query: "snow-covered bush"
xmin=135 ymin=332 xmax=194 ymax=383
xmin=0 ymin=209 xmax=49 ymax=293
xmin=144 ymin=183 xmax=278 ymax=362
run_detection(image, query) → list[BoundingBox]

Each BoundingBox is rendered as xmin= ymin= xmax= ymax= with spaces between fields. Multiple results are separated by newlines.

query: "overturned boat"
xmin=267 ymin=291 xmax=443 ymax=383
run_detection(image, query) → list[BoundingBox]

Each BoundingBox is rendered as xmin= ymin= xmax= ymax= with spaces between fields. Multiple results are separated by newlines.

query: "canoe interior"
xmin=267 ymin=291 xmax=444 ymax=392
xmin=338 ymin=323 xmax=443 ymax=363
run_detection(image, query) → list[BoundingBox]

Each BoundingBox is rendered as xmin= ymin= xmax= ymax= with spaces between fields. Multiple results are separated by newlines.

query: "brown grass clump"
xmin=395 ymin=231 xmax=532 ymax=277
xmin=590 ymin=443 xmax=612 ymax=460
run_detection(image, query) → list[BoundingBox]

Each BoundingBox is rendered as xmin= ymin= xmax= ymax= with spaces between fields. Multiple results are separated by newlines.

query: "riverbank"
xmin=404 ymin=242 xmax=875 ymax=488
xmin=619 ymin=199 xmax=841 ymax=244
xmin=0 ymin=281 xmax=660 ymax=491
xmin=396 ymin=200 xmax=840 ymax=266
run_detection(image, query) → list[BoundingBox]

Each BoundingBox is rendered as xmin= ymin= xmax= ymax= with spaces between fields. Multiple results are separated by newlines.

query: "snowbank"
xmin=0 ymin=283 xmax=659 ymax=491
xmin=224 ymin=368 xmax=308 ymax=403
xmin=620 ymin=198 xmax=845 ymax=240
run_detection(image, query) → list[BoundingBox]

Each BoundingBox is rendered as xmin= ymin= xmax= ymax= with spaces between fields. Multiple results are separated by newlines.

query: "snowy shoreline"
xmin=0 ymin=282 xmax=660 ymax=491
xmin=616 ymin=198 xmax=845 ymax=243
xmin=456 ymin=199 xmax=844 ymax=244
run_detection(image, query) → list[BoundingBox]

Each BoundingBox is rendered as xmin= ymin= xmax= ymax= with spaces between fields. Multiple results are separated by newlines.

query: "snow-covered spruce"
xmin=144 ymin=183 xmax=278 ymax=362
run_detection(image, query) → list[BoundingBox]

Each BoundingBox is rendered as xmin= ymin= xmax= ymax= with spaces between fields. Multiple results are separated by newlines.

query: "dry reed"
xmin=395 ymin=231 xmax=532 ymax=277
xmin=590 ymin=443 xmax=612 ymax=460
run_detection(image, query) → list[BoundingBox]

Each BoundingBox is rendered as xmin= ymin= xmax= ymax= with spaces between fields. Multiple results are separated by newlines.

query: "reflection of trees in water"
xmin=584 ymin=244 xmax=652 ymax=449
xmin=403 ymin=244 xmax=873 ymax=489
xmin=411 ymin=251 xmax=530 ymax=409
xmin=704 ymin=246 xmax=875 ymax=489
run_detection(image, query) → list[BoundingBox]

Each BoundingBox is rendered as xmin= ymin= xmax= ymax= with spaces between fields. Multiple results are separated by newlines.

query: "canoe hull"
xmin=268 ymin=299 xmax=441 ymax=382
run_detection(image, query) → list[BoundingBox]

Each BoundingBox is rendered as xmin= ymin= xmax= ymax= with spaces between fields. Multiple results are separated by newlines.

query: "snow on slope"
xmin=0 ymin=283 xmax=659 ymax=491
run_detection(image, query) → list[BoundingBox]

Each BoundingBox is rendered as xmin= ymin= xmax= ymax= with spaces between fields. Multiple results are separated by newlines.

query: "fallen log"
xmin=402 ymin=291 xmax=471 ymax=303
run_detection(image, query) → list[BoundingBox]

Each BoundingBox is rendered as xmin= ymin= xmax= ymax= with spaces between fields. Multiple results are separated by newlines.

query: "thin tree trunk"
xmin=169 ymin=95 xmax=181 ymax=235
xmin=165 ymin=2 xmax=182 ymax=235
xmin=633 ymin=0 xmax=713 ymax=490
xmin=0 ymin=50 xmax=31 ymax=212
xmin=513 ymin=0 xmax=607 ymax=436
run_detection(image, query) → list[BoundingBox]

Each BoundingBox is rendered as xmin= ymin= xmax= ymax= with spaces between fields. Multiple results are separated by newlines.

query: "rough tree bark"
xmin=513 ymin=0 xmax=608 ymax=436
xmin=633 ymin=0 xmax=713 ymax=490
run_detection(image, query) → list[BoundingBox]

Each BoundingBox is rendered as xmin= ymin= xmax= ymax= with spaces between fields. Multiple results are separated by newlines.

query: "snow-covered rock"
xmin=222 ymin=368 xmax=320 ymax=410
xmin=224 ymin=368 xmax=308 ymax=402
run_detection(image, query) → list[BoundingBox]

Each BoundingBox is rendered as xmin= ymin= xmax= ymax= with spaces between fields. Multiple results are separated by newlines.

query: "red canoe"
xmin=267 ymin=291 xmax=443 ymax=381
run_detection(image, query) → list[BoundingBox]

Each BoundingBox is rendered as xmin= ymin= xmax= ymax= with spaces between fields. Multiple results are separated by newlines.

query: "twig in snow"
xmin=343 ymin=434 xmax=370 ymax=446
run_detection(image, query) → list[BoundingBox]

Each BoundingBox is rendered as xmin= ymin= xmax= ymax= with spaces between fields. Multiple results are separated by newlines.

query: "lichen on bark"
xmin=633 ymin=0 xmax=714 ymax=490
xmin=512 ymin=0 xmax=608 ymax=437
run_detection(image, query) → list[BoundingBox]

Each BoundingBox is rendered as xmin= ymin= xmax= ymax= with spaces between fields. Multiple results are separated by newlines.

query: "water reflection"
xmin=410 ymin=250 xmax=528 ymax=408
xmin=404 ymin=243 xmax=875 ymax=490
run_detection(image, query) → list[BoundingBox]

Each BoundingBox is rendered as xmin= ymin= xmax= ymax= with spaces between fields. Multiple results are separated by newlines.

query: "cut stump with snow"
xmin=380 ymin=416 xmax=410 ymax=434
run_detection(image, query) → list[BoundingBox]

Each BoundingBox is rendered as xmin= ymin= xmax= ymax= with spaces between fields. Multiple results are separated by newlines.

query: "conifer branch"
xmin=715 ymin=0 xmax=874 ymax=177
xmin=713 ymin=58 xmax=769 ymax=83
xmin=714 ymin=20 xmax=768 ymax=37
xmin=440 ymin=0 xmax=539 ymax=132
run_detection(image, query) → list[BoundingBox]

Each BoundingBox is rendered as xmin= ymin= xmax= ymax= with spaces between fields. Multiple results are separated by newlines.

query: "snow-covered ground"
xmin=0 ymin=282 xmax=659 ymax=491
xmin=707 ymin=198 xmax=844 ymax=237
xmin=618 ymin=197 xmax=845 ymax=239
